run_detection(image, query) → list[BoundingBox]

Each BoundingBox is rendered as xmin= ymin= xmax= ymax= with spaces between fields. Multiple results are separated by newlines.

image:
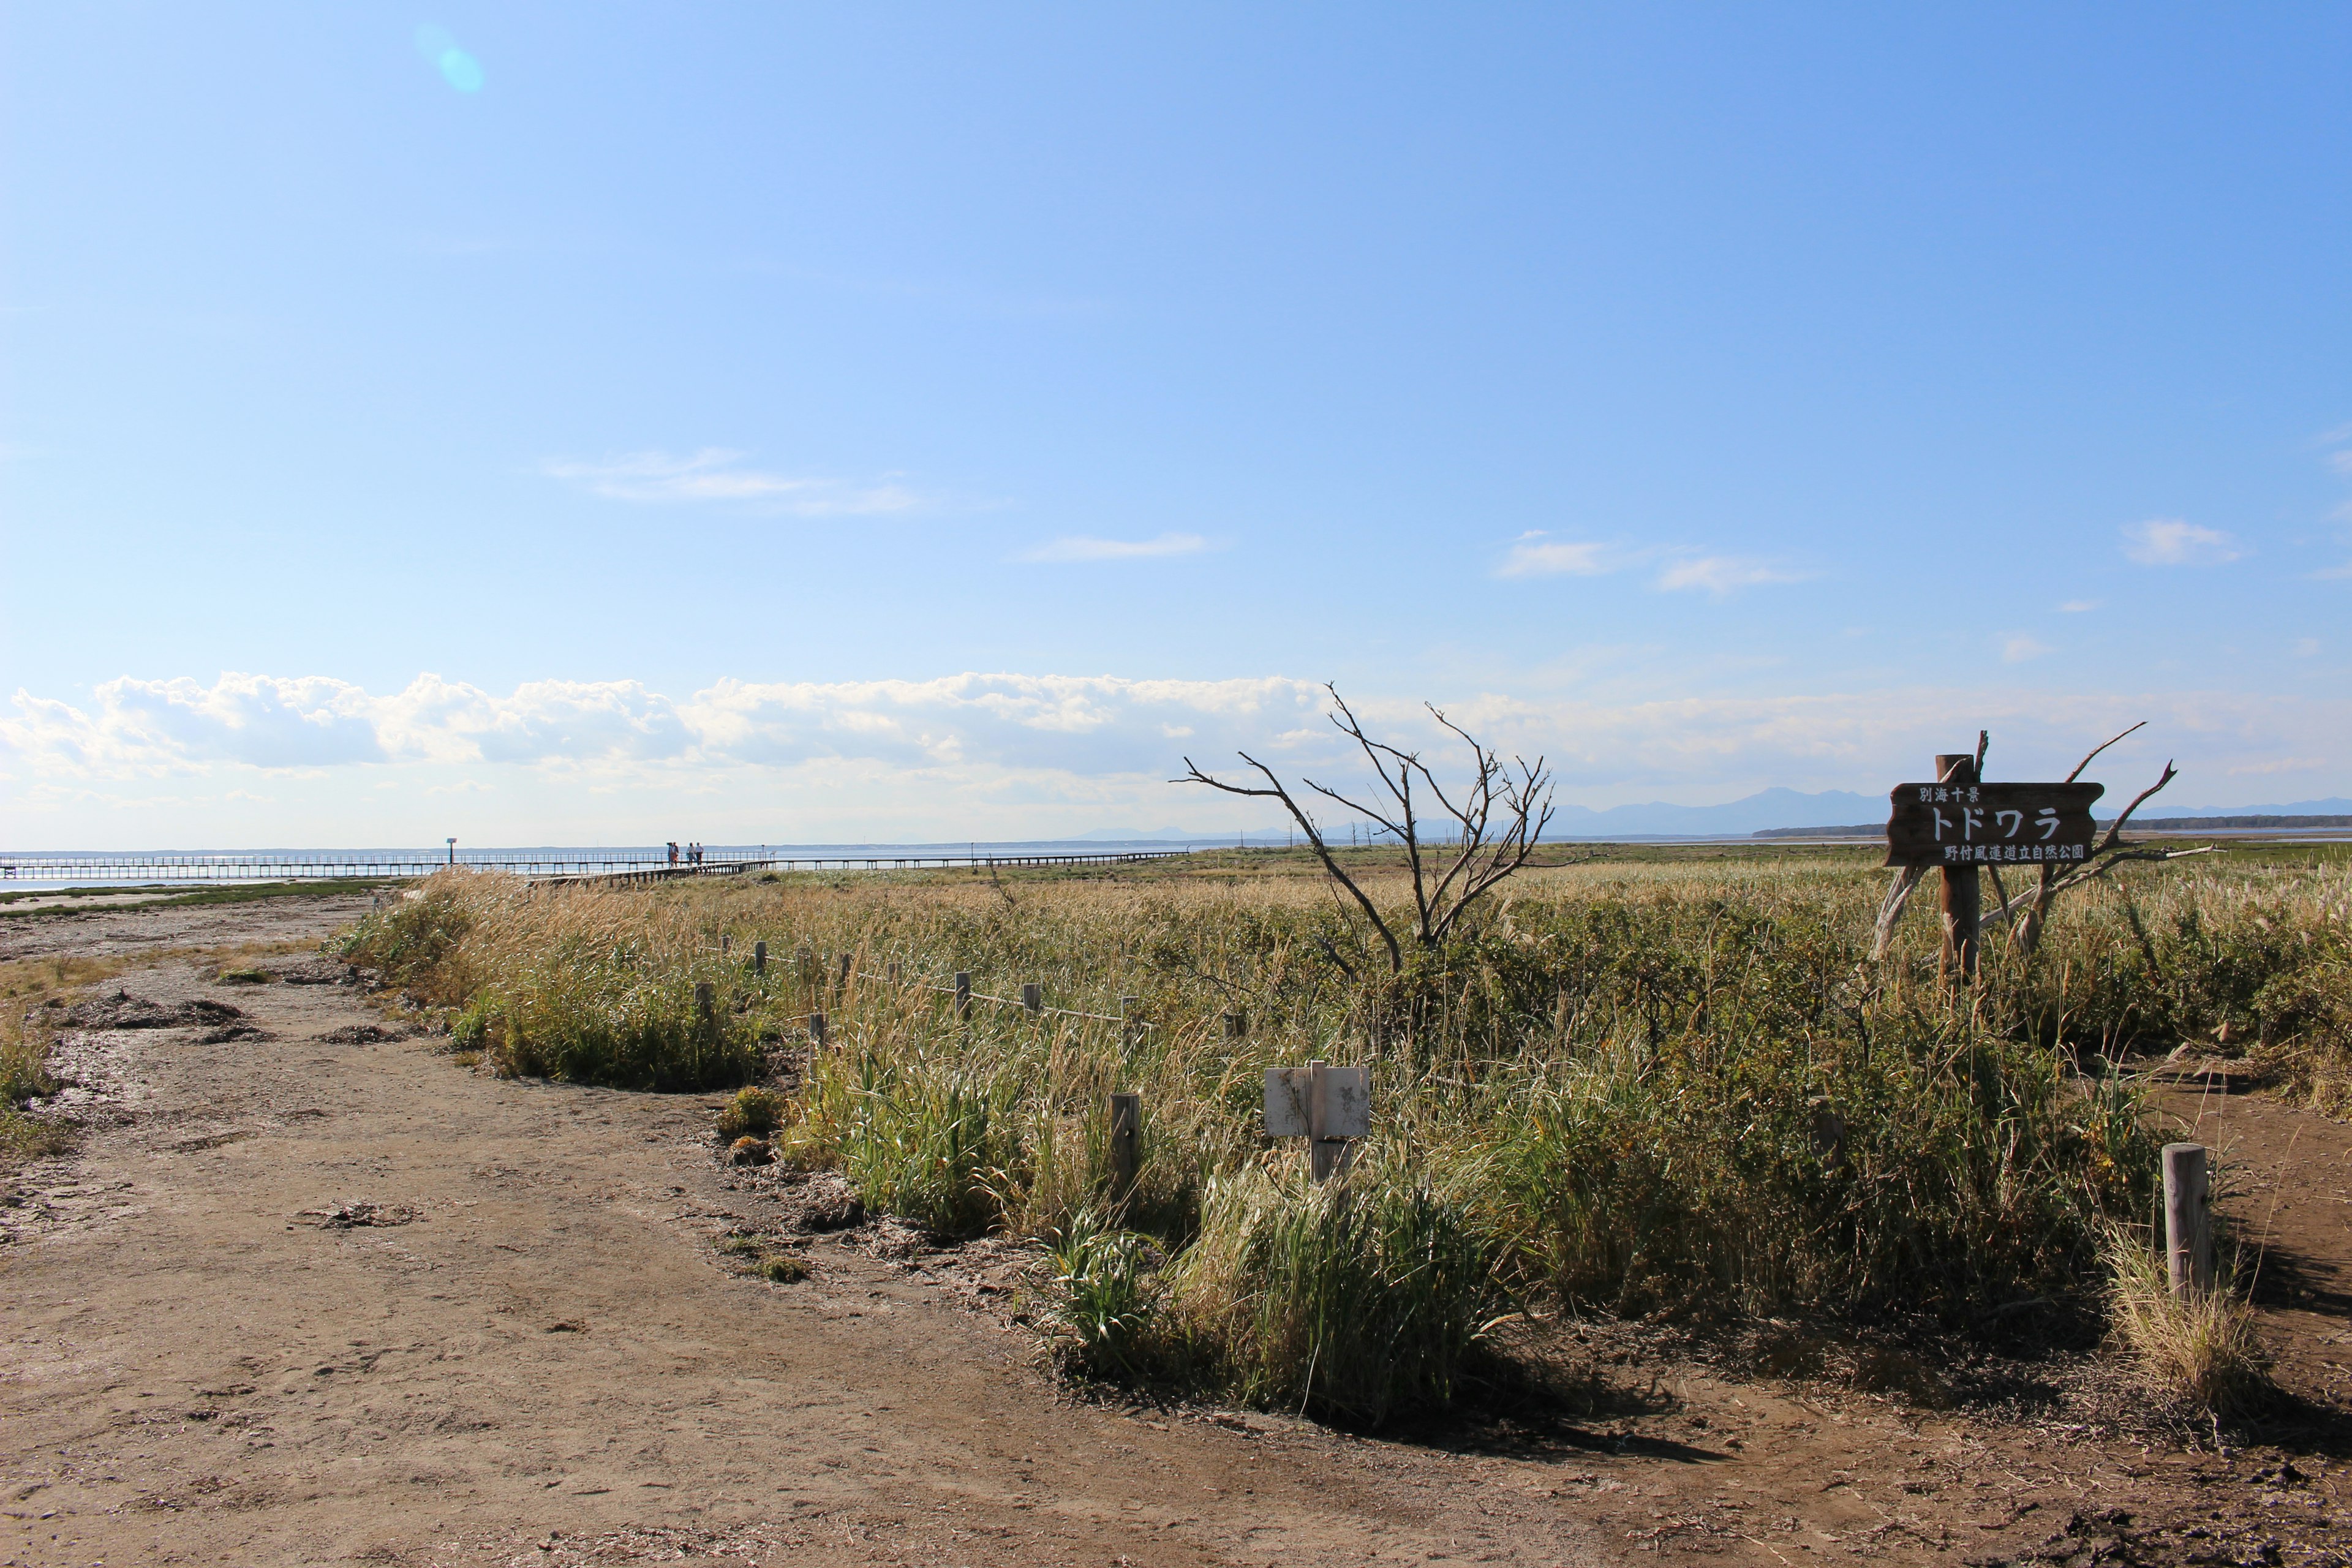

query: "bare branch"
xmin=2096 ymin=761 xmax=2177 ymax=853
xmin=2065 ymin=720 xmax=2147 ymax=784
xmin=1179 ymin=750 xmax=1404 ymax=973
xmin=1183 ymin=686 xmax=1555 ymax=970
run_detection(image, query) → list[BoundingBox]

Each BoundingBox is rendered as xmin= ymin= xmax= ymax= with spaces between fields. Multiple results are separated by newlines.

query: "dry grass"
xmin=326 ymin=847 xmax=2351 ymax=1422
xmin=2102 ymin=1223 xmax=2275 ymax=1416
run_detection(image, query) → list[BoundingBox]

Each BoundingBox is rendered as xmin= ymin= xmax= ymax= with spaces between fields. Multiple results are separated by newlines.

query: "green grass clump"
xmin=1040 ymin=1210 xmax=1167 ymax=1380
xmin=1169 ymin=1159 xmax=1501 ymax=1425
xmin=214 ymin=967 xmax=274 ymax=986
xmin=716 ymin=1085 xmax=786 ymax=1140
xmin=2 ymin=1006 xmax=68 ymax=1170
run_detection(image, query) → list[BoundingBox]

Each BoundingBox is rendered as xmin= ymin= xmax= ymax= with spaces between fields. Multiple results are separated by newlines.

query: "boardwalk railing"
xmin=1 ymin=848 xmax=1197 ymax=884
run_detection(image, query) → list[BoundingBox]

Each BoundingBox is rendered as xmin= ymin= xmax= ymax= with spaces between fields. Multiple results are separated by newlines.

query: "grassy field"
xmin=337 ymin=843 xmax=2352 ymax=1423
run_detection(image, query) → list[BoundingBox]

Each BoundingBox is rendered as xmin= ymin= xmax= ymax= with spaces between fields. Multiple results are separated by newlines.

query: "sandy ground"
xmin=3 ymin=896 xmax=2349 ymax=1567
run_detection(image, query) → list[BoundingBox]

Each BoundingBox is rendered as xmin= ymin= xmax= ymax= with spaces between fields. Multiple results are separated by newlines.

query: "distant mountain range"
xmin=1079 ymin=791 xmax=2352 ymax=844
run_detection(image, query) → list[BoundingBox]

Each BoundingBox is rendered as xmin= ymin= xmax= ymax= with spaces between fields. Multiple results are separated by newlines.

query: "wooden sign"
xmin=1884 ymin=781 xmax=2105 ymax=867
xmin=1264 ymin=1064 xmax=1370 ymax=1139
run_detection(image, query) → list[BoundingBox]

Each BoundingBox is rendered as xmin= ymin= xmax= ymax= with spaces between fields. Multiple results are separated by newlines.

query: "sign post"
xmin=1935 ymin=754 xmax=1980 ymax=982
xmin=1264 ymin=1059 xmax=1370 ymax=1181
xmin=1883 ymin=760 xmax=2105 ymax=985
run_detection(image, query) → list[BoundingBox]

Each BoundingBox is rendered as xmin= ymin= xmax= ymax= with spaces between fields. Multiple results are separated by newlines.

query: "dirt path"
xmin=4 ymin=900 xmax=2350 ymax=1567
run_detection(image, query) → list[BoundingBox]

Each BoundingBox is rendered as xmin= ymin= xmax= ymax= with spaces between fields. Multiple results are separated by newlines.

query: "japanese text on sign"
xmin=1883 ymin=781 xmax=2104 ymax=869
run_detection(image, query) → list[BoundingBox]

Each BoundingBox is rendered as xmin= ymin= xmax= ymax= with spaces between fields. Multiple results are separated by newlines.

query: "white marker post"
xmin=1264 ymin=1058 xmax=1370 ymax=1181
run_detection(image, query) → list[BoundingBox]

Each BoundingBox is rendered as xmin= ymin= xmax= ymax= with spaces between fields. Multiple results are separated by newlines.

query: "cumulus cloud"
xmin=1655 ymin=556 xmax=1804 ymax=595
xmin=1496 ymin=533 xmax=1613 ymax=579
xmin=1020 ymin=533 xmax=1209 ymax=563
xmin=2122 ymin=518 xmax=2242 ymax=567
xmin=543 ymin=449 xmax=919 ymax=514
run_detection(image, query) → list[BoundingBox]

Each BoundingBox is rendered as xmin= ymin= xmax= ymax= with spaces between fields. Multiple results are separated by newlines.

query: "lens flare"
xmin=412 ymin=23 xmax=484 ymax=92
xmin=438 ymin=48 xmax=484 ymax=92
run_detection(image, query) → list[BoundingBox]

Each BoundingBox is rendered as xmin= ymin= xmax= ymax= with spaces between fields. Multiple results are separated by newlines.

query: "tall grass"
xmin=2101 ymin=1223 xmax=2274 ymax=1415
xmin=345 ymin=848 xmax=2351 ymax=1420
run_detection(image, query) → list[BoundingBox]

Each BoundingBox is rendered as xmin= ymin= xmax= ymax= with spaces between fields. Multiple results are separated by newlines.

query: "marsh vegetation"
xmin=336 ymin=844 xmax=2352 ymax=1422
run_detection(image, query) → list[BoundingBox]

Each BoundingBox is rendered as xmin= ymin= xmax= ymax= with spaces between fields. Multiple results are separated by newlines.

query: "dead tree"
xmin=1179 ymin=686 xmax=1556 ymax=974
xmin=1991 ymin=724 xmax=2215 ymax=954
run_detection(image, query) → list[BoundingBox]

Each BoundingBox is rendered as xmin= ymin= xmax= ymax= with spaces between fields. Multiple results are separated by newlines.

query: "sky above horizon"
xmin=5 ymin=4 xmax=2350 ymax=848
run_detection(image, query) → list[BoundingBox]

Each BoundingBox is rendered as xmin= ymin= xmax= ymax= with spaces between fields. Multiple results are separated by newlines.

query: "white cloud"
xmin=2059 ymin=599 xmax=2101 ymax=613
xmin=1021 ymin=533 xmax=1208 ymax=563
xmin=2002 ymin=635 xmax=2053 ymax=663
xmin=2122 ymin=518 xmax=2243 ymax=567
xmin=543 ymin=449 xmax=919 ymax=514
xmin=9 ymin=671 xmax=2350 ymax=846
xmin=1496 ymin=534 xmax=1613 ymax=579
xmin=1655 ymin=556 xmax=1804 ymax=595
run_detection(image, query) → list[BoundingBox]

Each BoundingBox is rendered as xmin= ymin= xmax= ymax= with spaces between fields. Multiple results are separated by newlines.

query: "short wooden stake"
xmin=838 ymin=951 xmax=853 ymax=990
xmin=694 ymin=981 xmax=715 ymax=1025
xmin=2163 ymin=1142 xmax=2213 ymax=1298
xmin=1107 ymin=1091 xmax=1141 ymax=1205
xmin=720 ymin=934 xmax=730 ymax=955
xmin=1934 ymin=752 xmax=1981 ymax=984
xmin=809 ymin=1010 xmax=828 ymax=1047
xmin=753 ymin=940 xmax=767 ymax=976
xmin=954 ymin=972 xmax=972 ymax=1019
xmin=887 ymin=960 xmax=902 ymax=984
xmin=1120 ymin=995 xmax=1142 ymax=1049
xmin=1021 ymin=981 xmax=1043 ymax=1014
xmin=1222 ymin=1009 xmax=1248 ymax=1039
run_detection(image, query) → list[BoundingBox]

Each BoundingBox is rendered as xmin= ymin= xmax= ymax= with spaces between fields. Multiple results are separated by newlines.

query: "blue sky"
xmin=5 ymin=4 xmax=2349 ymax=846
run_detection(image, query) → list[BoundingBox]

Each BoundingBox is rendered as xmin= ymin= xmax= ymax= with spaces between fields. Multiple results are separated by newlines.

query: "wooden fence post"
xmin=694 ymin=982 xmax=715 ymax=1027
xmin=1107 ymin=1091 xmax=1141 ymax=1205
xmin=954 ymin=972 xmax=972 ymax=1020
xmin=1223 ymin=1009 xmax=1248 ymax=1040
xmin=1934 ymin=752 xmax=1981 ymax=984
xmin=2163 ymin=1142 xmax=2213 ymax=1298
xmin=753 ymin=940 xmax=766 ymax=976
xmin=720 ymin=934 xmax=730 ymax=955
xmin=1120 ymin=995 xmax=1141 ymax=1050
xmin=809 ymin=1010 xmax=828 ymax=1048
xmin=1022 ymin=982 xmax=1043 ymax=1014
xmin=837 ymin=952 xmax=853 ymax=990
